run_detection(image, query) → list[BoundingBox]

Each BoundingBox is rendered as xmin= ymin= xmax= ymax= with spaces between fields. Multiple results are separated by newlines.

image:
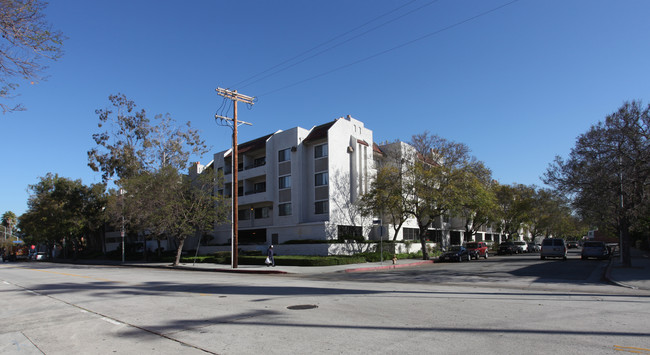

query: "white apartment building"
xmin=192 ymin=115 xmax=373 ymax=246
xmin=189 ymin=115 xmax=508 ymax=254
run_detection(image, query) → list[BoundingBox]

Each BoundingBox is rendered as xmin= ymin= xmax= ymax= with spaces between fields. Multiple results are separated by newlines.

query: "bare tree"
xmin=0 ymin=0 xmax=65 ymax=113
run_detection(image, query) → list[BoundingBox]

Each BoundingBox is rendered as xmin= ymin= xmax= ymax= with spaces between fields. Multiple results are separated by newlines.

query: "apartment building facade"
xmin=188 ymin=115 xmax=509 ymax=254
xmin=192 ymin=115 xmax=373 ymax=246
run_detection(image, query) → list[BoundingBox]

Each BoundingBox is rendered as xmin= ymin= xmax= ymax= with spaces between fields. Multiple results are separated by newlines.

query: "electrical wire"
xmin=232 ymin=0 xmax=420 ymax=89
xmin=257 ymin=0 xmax=520 ymax=98
xmin=239 ymin=0 xmax=442 ymax=90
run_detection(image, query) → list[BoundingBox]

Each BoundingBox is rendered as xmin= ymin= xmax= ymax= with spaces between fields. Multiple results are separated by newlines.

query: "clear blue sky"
xmin=2 ymin=0 xmax=649 ymax=217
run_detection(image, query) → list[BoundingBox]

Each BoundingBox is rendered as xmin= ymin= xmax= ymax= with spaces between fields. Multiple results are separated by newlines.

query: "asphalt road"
xmin=309 ymin=250 xmax=613 ymax=291
xmin=1 ymin=250 xmax=649 ymax=354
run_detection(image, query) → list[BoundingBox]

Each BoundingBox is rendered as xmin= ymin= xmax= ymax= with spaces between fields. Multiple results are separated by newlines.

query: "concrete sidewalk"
xmin=115 ymin=258 xmax=434 ymax=274
xmin=606 ymin=247 xmax=650 ymax=290
xmin=53 ymin=257 xmax=434 ymax=274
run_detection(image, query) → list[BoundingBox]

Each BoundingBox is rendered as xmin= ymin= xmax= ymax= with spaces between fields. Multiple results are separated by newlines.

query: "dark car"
xmin=439 ymin=246 xmax=471 ymax=262
xmin=465 ymin=241 xmax=489 ymax=259
xmin=497 ymin=241 xmax=519 ymax=255
xmin=567 ymin=241 xmax=579 ymax=249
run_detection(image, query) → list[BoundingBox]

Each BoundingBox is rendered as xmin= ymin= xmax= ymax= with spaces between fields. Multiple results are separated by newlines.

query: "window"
xmin=403 ymin=227 xmax=419 ymax=241
xmin=315 ymin=172 xmax=328 ymax=186
xmin=278 ymin=203 xmax=292 ymax=216
xmin=278 ymin=148 xmax=291 ymax=162
xmin=253 ymin=156 xmax=266 ymax=167
xmin=315 ymin=201 xmax=328 ymax=214
xmin=238 ymin=209 xmax=250 ymax=220
xmin=337 ymin=225 xmax=362 ymax=240
xmin=254 ymin=207 xmax=270 ymax=219
xmin=254 ymin=181 xmax=266 ymax=193
xmin=315 ymin=143 xmax=328 ymax=158
xmin=279 ymin=175 xmax=291 ymax=189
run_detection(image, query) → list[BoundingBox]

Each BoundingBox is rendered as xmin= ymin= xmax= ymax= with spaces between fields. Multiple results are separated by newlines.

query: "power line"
xmin=239 ymin=0 xmax=442 ymax=90
xmin=232 ymin=0 xmax=421 ymax=88
xmin=257 ymin=0 xmax=520 ymax=98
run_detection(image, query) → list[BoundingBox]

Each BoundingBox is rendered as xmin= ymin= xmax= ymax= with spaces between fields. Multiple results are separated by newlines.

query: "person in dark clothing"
xmin=266 ymin=245 xmax=275 ymax=267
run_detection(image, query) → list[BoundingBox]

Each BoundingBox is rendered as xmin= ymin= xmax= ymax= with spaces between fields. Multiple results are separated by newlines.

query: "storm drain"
xmin=287 ymin=304 xmax=318 ymax=310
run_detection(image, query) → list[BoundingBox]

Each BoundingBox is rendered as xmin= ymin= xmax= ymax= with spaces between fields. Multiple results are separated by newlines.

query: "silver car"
xmin=581 ymin=241 xmax=609 ymax=260
xmin=540 ymin=238 xmax=567 ymax=260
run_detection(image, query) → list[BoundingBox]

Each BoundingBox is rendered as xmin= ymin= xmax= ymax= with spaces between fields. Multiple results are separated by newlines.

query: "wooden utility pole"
xmin=215 ymin=88 xmax=254 ymax=268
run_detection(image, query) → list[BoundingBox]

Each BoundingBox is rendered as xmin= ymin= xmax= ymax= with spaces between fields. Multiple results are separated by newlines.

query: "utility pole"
xmin=215 ymin=87 xmax=254 ymax=268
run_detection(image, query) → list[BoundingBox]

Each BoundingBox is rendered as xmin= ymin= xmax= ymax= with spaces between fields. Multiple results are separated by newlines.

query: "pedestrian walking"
xmin=266 ymin=245 xmax=275 ymax=267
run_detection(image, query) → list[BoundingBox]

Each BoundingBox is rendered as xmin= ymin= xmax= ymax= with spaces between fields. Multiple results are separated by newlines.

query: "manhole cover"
xmin=287 ymin=304 xmax=318 ymax=310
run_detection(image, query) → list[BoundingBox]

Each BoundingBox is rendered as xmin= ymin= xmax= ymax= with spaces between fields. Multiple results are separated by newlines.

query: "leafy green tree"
xmin=494 ymin=183 xmax=536 ymax=239
xmin=407 ymin=132 xmax=482 ymax=259
xmin=88 ymin=93 xmax=209 ymax=182
xmin=0 ymin=0 xmax=65 ymax=113
xmin=91 ymin=94 xmax=221 ymax=263
xmin=360 ymin=142 xmax=412 ymax=241
xmin=453 ymin=162 xmax=498 ymax=240
xmin=545 ymin=101 xmax=650 ymax=267
xmin=18 ymin=173 xmax=106 ymax=257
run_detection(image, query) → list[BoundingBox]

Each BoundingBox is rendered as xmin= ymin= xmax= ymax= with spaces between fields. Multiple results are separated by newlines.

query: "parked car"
xmin=567 ymin=241 xmax=579 ymax=249
xmin=581 ymin=241 xmax=609 ymax=260
xmin=465 ymin=241 xmax=489 ymax=259
xmin=540 ymin=238 xmax=567 ymax=260
xmin=497 ymin=242 xmax=519 ymax=255
xmin=513 ymin=241 xmax=528 ymax=253
xmin=35 ymin=252 xmax=49 ymax=261
xmin=439 ymin=246 xmax=471 ymax=262
xmin=527 ymin=243 xmax=540 ymax=253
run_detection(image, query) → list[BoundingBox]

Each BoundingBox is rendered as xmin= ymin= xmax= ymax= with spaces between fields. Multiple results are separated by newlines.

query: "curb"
xmin=122 ymin=263 xmax=290 ymax=274
xmin=344 ymin=260 xmax=434 ymax=273
xmin=604 ymin=257 xmax=638 ymax=290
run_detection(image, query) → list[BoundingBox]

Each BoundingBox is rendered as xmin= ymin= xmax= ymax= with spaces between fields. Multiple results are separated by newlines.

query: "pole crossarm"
xmin=216 ymin=87 xmax=255 ymax=105
xmin=215 ymin=114 xmax=253 ymax=127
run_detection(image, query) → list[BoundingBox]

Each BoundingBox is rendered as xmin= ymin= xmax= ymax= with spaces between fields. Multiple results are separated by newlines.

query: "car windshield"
xmin=449 ymin=246 xmax=462 ymax=252
xmin=514 ymin=242 xmax=525 ymax=245
xmin=542 ymin=239 xmax=554 ymax=246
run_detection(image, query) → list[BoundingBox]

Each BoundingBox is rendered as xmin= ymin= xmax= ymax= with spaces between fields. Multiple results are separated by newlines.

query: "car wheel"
xmin=484 ymin=252 xmax=488 ymax=259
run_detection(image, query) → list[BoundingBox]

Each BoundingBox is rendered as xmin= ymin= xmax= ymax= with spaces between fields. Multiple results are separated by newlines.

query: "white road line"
xmin=101 ymin=317 xmax=122 ymax=326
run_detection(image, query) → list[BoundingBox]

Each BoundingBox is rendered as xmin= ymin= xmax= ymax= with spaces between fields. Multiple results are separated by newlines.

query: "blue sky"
xmin=2 ymin=0 xmax=649 ymax=217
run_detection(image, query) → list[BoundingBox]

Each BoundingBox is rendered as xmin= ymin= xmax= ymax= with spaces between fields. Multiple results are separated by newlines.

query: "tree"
xmin=494 ymin=183 xmax=536 ymax=239
xmin=167 ymin=167 xmax=228 ymax=266
xmin=360 ymin=142 xmax=412 ymax=241
xmin=0 ymin=0 xmax=65 ymax=113
xmin=91 ymin=94 xmax=219 ymax=263
xmin=1 ymin=211 xmax=17 ymax=239
xmin=545 ymin=101 xmax=650 ymax=267
xmin=453 ymin=163 xmax=498 ymax=240
xmin=18 ymin=173 xmax=106 ymax=257
xmin=88 ymin=94 xmax=209 ymax=182
xmin=407 ymin=132 xmax=481 ymax=260
xmin=329 ymin=170 xmax=372 ymax=240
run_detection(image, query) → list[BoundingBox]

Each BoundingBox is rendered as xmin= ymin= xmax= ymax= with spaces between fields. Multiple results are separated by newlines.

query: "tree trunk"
xmin=420 ymin=237 xmax=429 ymax=260
xmin=173 ymin=238 xmax=185 ymax=266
